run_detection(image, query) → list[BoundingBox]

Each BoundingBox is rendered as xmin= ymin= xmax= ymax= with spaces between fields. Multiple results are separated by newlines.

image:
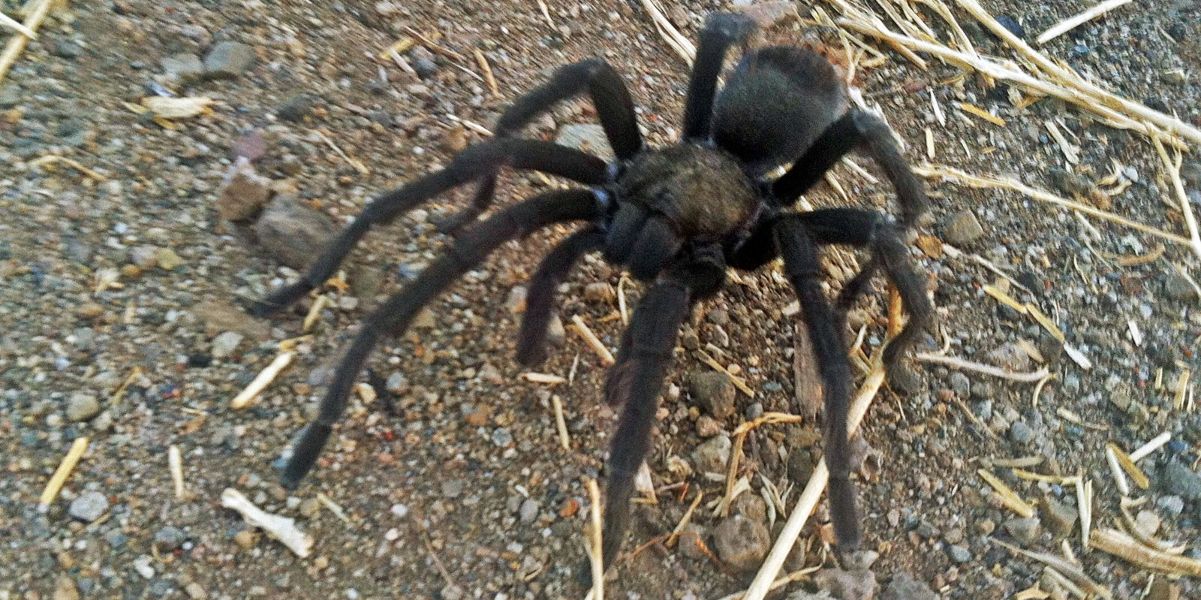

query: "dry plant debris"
xmin=220 ymin=488 xmax=314 ymax=558
xmin=37 ymin=437 xmax=89 ymax=512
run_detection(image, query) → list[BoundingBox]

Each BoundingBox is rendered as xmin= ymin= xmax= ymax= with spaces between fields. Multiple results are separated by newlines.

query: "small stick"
xmin=570 ymin=315 xmax=615 ymax=366
xmin=38 ymin=437 xmax=89 ymax=512
xmin=221 ymin=488 xmax=314 ymax=557
xmin=473 ymin=49 xmax=500 ymax=98
xmin=1090 ymin=528 xmax=1201 ymax=576
xmin=1037 ymin=0 xmax=1132 ymax=45
xmin=665 ymin=491 xmax=704 ymax=547
xmin=695 ymin=349 xmax=755 ymax=397
xmin=1075 ymin=476 xmax=1092 ymax=553
xmin=990 ymin=537 xmax=1112 ymax=599
xmin=1107 ymin=443 xmax=1150 ymax=489
xmin=536 ymin=0 xmax=553 ymax=26
xmin=616 ymin=274 xmax=630 ymax=325
xmin=1104 ymin=446 xmax=1130 ymax=496
xmin=586 ymin=478 xmax=604 ymax=600
xmin=0 ymin=10 xmax=36 ymax=37
xmin=316 ymin=130 xmax=369 ymax=176
xmin=1130 ymin=432 xmax=1171 ymax=462
xmin=317 ymin=492 xmax=351 ymax=524
xmin=0 ymin=0 xmax=52 ymax=84
xmin=743 ymin=351 xmax=887 ymax=600
xmin=958 ymin=102 xmax=1006 ymax=126
xmin=550 ymin=394 xmax=570 ymax=450
xmin=915 ymin=352 xmax=1049 ymax=382
xmin=523 ymin=372 xmax=567 ymax=385
xmin=638 ymin=0 xmax=696 ymax=64
xmin=169 ymin=445 xmax=185 ymax=499
xmin=715 ymin=566 xmax=821 ymax=600
xmin=1152 ymin=137 xmax=1201 ymax=259
xmin=28 ymin=155 xmax=108 ymax=181
xmin=978 ymin=469 xmax=1036 ymax=518
xmin=302 ymin=295 xmax=329 ymax=333
xmin=231 ymin=351 xmax=296 ymax=409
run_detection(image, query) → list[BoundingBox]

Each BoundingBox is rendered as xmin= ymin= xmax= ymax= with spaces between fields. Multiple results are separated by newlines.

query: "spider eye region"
xmin=616 ymin=144 xmax=759 ymax=240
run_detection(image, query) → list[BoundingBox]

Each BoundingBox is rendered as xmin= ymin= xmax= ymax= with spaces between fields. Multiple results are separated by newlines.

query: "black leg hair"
xmin=773 ymin=110 xmax=928 ymax=228
xmin=773 ymin=215 xmax=861 ymax=549
xmin=281 ymin=189 xmax=604 ymax=488
xmin=251 ymin=139 xmax=607 ymax=317
xmin=516 ymin=226 xmax=605 ymax=367
xmin=681 ymin=13 xmax=756 ymax=141
xmin=442 ymin=58 xmax=643 ymax=233
xmin=626 ymin=216 xmax=682 ymax=280
xmin=587 ymin=275 xmax=692 ymax=582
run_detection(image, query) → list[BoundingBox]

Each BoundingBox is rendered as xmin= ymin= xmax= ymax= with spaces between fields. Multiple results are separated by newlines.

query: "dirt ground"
xmin=2 ymin=0 xmax=1200 ymax=598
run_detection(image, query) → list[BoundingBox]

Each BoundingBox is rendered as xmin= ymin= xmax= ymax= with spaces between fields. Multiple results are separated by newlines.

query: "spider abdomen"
xmin=617 ymin=145 xmax=758 ymax=240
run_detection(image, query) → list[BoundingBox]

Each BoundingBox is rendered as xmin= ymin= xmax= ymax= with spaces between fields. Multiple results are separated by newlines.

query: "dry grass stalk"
xmin=743 ymin=351 xmax=887 ymax=600
xmin=522 ymin=372 xmax=566 ymax=385
xmin=1104 ymin=446 xmax=1130 ymax=496
xmin=1044 ymin=120 xmax=1081 ymax=164
xmin=1012 ymin=469 xmax=1074 ymax=484
xmin=978 ymin=469 xmax=1036 ymax=517
xmin=638 ymin=0 xmax=695 ymax=64
xmin=957 ymin=102 xmax=1006 ymax=126
xmin=570 ymin=315 xmax=615 ymax=366
xmin=376 ymin=36 xmax=415 ymax=59
xmin=536 ymin=0 xmax=553 ymax=26
xmin=617 ymin=274 xmax=630 ymax=325
xmin=1036 ymin=0 xmax=1133 ymax=44
xmin=1152 ymin=137 xmax=1201 ymax=259
xmin=111 ymin=366 xmax=143 ymax=405
xmin=230 ymin=351 xmax=296 ymax=409
xmin=1089 ymin=528 xmax=1201 ymax=576
xmin=1015 ymin=585 xmax=1051 ymax=600
xmin=37 ymin=437 xmax=89 ymax=512
xmin=0 ymin=10 xmax=35 ymax=37
xmin=1041 ymin=566 xmax=1087 ymax=599
xmin=585 ymin=478 xmax=605 ymax=600
xmin=990 ymin=455 xmax=1044 ymax=468
xmin=719 ymin=413 xmax=805 ymax=516
xmin=1173 ymin=368 xmax=1191 ymax=411
xmin=983 ymin=283 xmax=1027 ymax=314
xmin=316 ymin=130 xmax=369 ymax=175
xmin=915 ymin=164 xmax=1194 ymax=247
xmin=317 ymin=492 xmax=350 ymax=524
xmin=169 ymin=445 xmax=185 ymax=499
xmin=550 ymin=394 xmax=570 ymax=450
xmin=1119 ymin=498 xmax=1186 ymax=554
xmin=717 ymin=566 xmax=821 ymax=600
xmin=1076 ymin=476 xmax=1093 ymax=553
xmin=695 ymin=349 xmax=755 ymax=397
xmin=302 ymin=294 xmax=329 ymax=333
xmin=0 ymin=0 xmax=52 ymax=83
xmin=1107 ymin=443 xmax=1150 ymax=489
xmin=915 ymin=352 xmax=1050 ymax=382
xmin=221 ymin=488 xmax=314 ymax=557
xmin=29 ymin=155 xmax=108 ymax=181
xmin=1130 ymin=432 xmax=1171 ymax=462
xmin=665 ymin=491 xmax=704 ymax=547
xmin=990 ymin=538 xmax=1112 ymax=599
xmin=473 ymin=49 xmax=500 ymax=98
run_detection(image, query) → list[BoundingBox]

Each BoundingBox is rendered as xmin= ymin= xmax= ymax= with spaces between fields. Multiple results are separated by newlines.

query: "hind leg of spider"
xmin=795 ymin=208 xmax=933 ymax=371
xmin=250 ymin=139 xmax=607 ymax=317
xmin=772 ymin=110 xmax=927 ymax=228
xmin=774 ymin=215 xmax=861 ymax=548
xmin=280 ymin=189 xmax=604 ymax=487
xmin=516 ymin=227 xmax=604 ymax=366
xmin=577 ymin=274 xmax=691 ymax=585
xmin=440 ymin=58 xmax=643 ymax=234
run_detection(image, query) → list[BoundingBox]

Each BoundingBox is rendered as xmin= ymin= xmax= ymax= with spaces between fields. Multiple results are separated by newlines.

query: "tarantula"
xmin=249 ymin=13 xmax=932 ymax=580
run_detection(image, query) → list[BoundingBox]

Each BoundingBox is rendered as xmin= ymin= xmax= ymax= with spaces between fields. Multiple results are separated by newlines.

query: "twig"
xmin=1090 ymin=528 xmax=1201 ymax=576
xmin=915 ymin=352 xmax=1050 ymax=382
xmin=28 ymin=155 xmax=108 ymax=181
xmin=570 ymin=315 xmax=615 ymax=366
xmin=221 ymin=488 xmax=314 ymax=557
xmin=0 ymin=10 xmax=35 ymax=37
xmin=716 ymin=566 xmax=821 ymax=600
xmin=473 ymin=49 xmax=500 ymax=98
xmin=316 ymin=130 xmax=369 ymax=175
xmin=990 ymin=538 xmax=1112 ymax=599
xmin=978 ymin=469 xmax=1036 ymax=517
xmin=666 ymin=491 xmax=704 ymax=547
xmin=743 ymin=350 xmax=887 ymax=600
xmin=551 ymin=394 xmax=570 ymax=450
xmin=915 ymin=164 xmax=1195 ymax=247
xmin=302 ymin=294 xmax=329 ymax=333
xmin=586 ymin=478 xmax=604 ymax=600
xmin=695 ymin=349 xmax=755 ymax=397
xmin=230 ymin=351 xmax=296 ymax=409
xmin=1130 ymin=431 xmax=1171 ymax=462
xmin=639 ymin=0 xmax=696 ymax=64
xmin=536 ymin=0 xmax=553 ymax=26
xmin=0 ymin=0 xmax=52 ymax=83
xmin=1037 ymin=0 xmax=1133 ymax=45
xmin=1152 ymin=136 xmax=1201 ymax=260
xmin=38 ymin=437 xmax=88 ymax=512
xmin=169 ymin=445 xmax=185 ymax=499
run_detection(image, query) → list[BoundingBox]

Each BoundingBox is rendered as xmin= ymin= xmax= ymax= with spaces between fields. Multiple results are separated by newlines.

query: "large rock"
xmin=712 ymin=515 xmax=770 ymax=572
xmin=688 ymin=371 xmax=736 ymax=419
xmin=254 ymin=196 xmax=337 ymax=269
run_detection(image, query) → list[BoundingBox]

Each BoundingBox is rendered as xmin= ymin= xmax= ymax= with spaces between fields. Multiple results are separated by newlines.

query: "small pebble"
xmin=67 ymin=491 xmax=109 ymax=522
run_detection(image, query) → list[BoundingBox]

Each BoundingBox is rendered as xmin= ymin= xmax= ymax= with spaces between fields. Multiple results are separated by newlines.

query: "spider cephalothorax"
xmin=249 ymin=12 xmax=932 ymax=582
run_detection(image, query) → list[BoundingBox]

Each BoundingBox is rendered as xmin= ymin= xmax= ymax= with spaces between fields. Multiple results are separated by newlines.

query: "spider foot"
xmin=247 ymin=280 xmax=314 ymax=318
xmin=431 ymin=205 xmax=483 ymax=235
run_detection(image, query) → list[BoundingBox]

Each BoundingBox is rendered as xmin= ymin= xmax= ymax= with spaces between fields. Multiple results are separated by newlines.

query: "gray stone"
xmin=211 ymin=331 xmax=244 ymax=359
xmin=66 ymin=393 xmax=101 ymax=422
xmin=688 ymin=371 xmax=736 ymax=419
xmin=881 ymin=572 xmax=937 ymax=600
xmin=216 ymin=160 xmax=272 ymax=222
xmin=815 ymin=568 xmax=878 ymax=600
xmin=154 ymin=526 xmax=186 ymax=551
xmin=409 ymin=46 xmax=438 ymax=78
xmin=546 ymin=314 xmax=566 ymax=347
xmin=1009 ymin=421 xmax=1035 ymax=445
xmin=1160 ymin=461 xmax=1201 ymax=500
xmin=50 ymin=40 xmax=83 ymax=59
xmin=203 ymin=41 xmax=255 ymax=78
xmin=441 ymin=479 xmax=464 ymax=498
xmin=276 ymin=94 xmax=317 ymax=122
xmin=1003 ymin=517 xmax=1041 ymax=544
xmin=946 ymin=544 xmax=972 ymax=563
xmin=554 ymin=123 xmax=615 ymax=162
xmin=191 ymin=301 xmax=270 ymax=341
xmin=161 ymin=53 xmax=204 ymax=82
xmin=677 ymin=524 xmax=708 ymax=560
xmin=518 ymin=498 xmax=539 ymax=523
xmin=943 ymin=210 xmax=985 ymax=245
xmin=1157 ymin=495 xmax=1184 ymax=516
xmin=691 ymin=434 xmax=731 ymax=475
xmin=254 ymin=196 xmax=337 ymax=269
xmin=713 ymin=515 xmax=770 ymax=572
xmin=68 ymin=491 xmax=109 ymax=522
xmin=949 ymin=372 xmax=971 ymax=398
xmin=1041 ymin=497 xmax=1077 ymax=538
xmin=1163 ymin=273 xmax=1197 ymax=301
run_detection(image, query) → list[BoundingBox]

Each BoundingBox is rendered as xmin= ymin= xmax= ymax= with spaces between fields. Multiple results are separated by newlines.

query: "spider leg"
xmin=584 ymin=274 xmax=692 ymax=583
xmin=773 ymin=215 xmax=860 ymax=549
xmin=681 ymin=12 xmax=756 ymax=141
xmin=280 ymin=188 xmax=604 ymax=488
xmin=516 ymin=226 xmax=604 ymax=366
xmin=250 ymin=139 xmax=607 ymax=317
xmin=794 ymin=208 xmax=933 ymax=370
xmin=773 ymin=110 xmax=928 ymax=228
xmin=441 ymin=58 xmax=643 ymax=233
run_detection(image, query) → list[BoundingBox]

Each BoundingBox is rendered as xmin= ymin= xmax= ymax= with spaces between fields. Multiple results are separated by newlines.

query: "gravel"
xmin=67 ymin=491 xmax=109 ymax=523
xmin=65 ymin=393 xmax=101 ymax=422
xmin=712 ymin=515 xmax=770 ymax=572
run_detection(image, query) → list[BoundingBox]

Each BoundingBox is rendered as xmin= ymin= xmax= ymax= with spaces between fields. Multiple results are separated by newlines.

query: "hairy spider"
xmin=249 ymin=13 xmax=932 ymax=580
